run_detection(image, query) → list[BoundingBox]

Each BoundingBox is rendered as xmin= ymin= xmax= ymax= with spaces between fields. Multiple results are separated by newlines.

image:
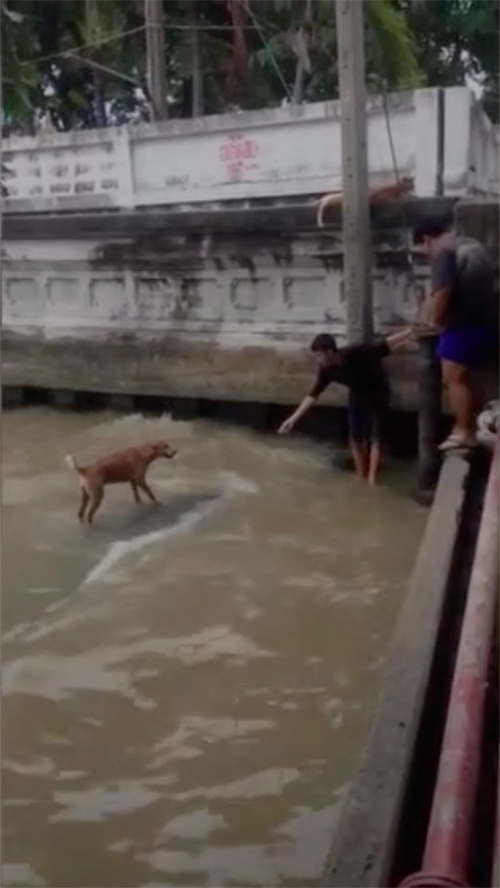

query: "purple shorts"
xmin=436 ymin=327 xmax=496 ymax=368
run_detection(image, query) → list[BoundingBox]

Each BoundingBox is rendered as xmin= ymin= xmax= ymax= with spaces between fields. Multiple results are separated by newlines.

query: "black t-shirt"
xmin=309 ymin=340 xmax=390 ymax=404
xmin=431 ymin=235 xmax=497 ymax=330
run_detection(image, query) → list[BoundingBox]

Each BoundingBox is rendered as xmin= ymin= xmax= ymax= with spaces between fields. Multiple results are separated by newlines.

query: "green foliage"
xmin=245 ymin=0 xmax=422 ymax=106
xmin=399 ymin=0 xmax=499 ymax=120
xmin=1 ymin=3 xmax=40 ymax=125
xmin=365 ymin=0 xmax=423 ymax=90
xmin=1 ymin=0 xmax=498 ymax=130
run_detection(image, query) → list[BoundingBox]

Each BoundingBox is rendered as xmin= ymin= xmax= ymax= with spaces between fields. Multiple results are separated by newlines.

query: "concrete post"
xmin=85 ymin=0 xmax=107 ymax=127
xmin=145 ymin=0 xmax=168 ymax=120
xmin=335 ymin=0 xmax=373 ymax=343
xmin=435 ymin=87 xmax=445 ymax=196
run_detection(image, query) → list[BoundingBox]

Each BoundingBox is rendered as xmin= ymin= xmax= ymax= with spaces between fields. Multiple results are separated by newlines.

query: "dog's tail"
xmin=315 ymin=191 xmax=343 ymax=228
xmin=65 ymin=454 xmax=84 ymax=474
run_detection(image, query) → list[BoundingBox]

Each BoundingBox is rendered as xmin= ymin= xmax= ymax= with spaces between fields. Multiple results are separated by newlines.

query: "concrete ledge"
xmin=52 ymin=389 xmax=77 ymax=409
xmin=1 ymin=332 xmax=420 ymax=411
xmin=2 ymin=197 xmax=457 ymax=240
xmin=1 ymin=386 xmax=25 ymax=408
xmin=325 ymin=454 xmax=470 ymax=888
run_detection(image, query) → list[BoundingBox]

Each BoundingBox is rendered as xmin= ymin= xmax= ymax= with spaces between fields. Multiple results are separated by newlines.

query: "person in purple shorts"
xmin=413 ymin=215 xmax=498 ymax=451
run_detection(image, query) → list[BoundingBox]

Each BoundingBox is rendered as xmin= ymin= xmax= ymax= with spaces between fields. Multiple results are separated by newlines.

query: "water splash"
xmin=83 ymin=471 xmax=258 ymax=586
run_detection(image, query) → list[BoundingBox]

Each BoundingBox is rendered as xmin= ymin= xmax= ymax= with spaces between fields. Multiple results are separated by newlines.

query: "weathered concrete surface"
xmin=3 ymin=87 xmax=497 ymax=215
xmin=325 ymin=454 xmax=471 ymax=888
xmin=2 ymin=198 xmax=497 ymax=409
xmin=1 ymin=196 xmax=456 ymax=240
xmin=0 ymin=332 xmax=419 ymax=409
xmin=1 ymin=197 xmax=435 ymax=408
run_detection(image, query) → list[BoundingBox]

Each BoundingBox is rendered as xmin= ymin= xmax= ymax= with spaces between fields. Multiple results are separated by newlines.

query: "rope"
xmin=380 ymin=82 xmax=430 ymax=333
xmin=382 ymin=87 xmax=401 ymax=185
xmin=19 ymin=19 xmax=280 ymax=69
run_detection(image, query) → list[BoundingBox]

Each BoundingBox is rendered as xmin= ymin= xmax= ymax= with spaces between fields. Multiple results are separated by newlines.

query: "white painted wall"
xmin=2 ymin=127 xmax=134 ymax=212
xmin=3 ymin=87 xmax=496 ymax=214
xmin=130 ymin=93 xmax=417 ymax=206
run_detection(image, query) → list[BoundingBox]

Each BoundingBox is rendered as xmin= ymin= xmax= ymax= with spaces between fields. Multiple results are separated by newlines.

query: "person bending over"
xmin=413 ymin=215 xmax=498 ymax=451
xmin=277 ymin=329 xmax=412 ymax=485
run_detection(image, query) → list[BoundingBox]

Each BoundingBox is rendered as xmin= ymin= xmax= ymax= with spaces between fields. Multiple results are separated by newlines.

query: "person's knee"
xmin=442 ymin=359 xmax=469 ymax=387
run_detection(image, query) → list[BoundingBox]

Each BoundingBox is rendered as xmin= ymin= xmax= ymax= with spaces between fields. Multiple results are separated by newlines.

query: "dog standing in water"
xmin=66 ymin=440 xmax=177 ymax=524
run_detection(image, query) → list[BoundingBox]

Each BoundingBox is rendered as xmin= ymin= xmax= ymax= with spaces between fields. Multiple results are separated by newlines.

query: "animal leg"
xmin=139 ymin=479 xmax=158 ymax=503
xmin=78 ymin=488 xmax=90 ymax=522
xmin=131 ymin=482 xmax=142 ymax=503
xmin=87 ymin=487 xmax=104 ymax=525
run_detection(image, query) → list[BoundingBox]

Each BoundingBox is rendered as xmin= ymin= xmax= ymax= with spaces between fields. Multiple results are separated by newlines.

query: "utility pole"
xmin=335 ymin=0 xmax=373 ymax=343
xmin=292 ymin=0 xmax=313 ymax=105
xmin=85 ymin=0 xmax=106 ymax=127
xmin=189 ymin=0 xmax=202 ymax=117
xmin=145 ymin=0 xmax=168 ymax=120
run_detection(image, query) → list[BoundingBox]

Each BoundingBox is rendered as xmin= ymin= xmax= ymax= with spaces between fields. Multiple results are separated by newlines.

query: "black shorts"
xmin=348 ymin=390 xmax=387 ymax=444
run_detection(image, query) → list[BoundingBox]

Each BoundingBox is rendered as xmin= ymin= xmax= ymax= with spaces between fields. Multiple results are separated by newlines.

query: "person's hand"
xmin=278 ymin=417 xmax=295 ymax=435
xmin=411 ymin=320 xmax=440 ymax=339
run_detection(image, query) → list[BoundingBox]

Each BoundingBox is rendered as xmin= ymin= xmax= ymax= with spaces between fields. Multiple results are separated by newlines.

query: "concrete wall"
xmin=468 ymin=97 xmax=499 ymax=196
xmin=3 ymin=88 xmax=497 ymax=215
xmin=2 ymin=233 xmax=420 ymax=341
xmin=3 ymin=199 xmax=451 ymax=410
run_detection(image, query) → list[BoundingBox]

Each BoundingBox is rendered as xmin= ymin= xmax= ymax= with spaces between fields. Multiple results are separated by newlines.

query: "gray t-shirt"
xmin=431 ymin=234 xmax=497 ymax=329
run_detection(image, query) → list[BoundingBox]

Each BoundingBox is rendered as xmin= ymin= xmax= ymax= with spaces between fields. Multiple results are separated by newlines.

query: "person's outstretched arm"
xmin=278 ymin=395 xmax=316 ymax=435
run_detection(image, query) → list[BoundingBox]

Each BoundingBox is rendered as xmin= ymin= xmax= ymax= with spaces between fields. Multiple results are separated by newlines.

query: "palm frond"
xmin=366 ymin=0 xmax=423 ymax=89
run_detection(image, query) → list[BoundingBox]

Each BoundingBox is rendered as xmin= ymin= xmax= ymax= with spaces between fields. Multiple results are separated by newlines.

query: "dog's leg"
xmin=131 ymin=482 xmax=142 ymax=503
xmin=139 ymin=479 xmax=158 ymax=503
xmin=87 ymin=487 xmax=104 ymax=525
xmin=78 ymin=488 xmax=90 ymax=522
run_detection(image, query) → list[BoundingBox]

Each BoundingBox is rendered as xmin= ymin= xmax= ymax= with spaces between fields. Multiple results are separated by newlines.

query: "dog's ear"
xmin=151 ymin=441 xmax=171 ymax=457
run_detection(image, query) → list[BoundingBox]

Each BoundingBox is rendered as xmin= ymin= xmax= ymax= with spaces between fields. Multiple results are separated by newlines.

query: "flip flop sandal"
xmin=438 ymin=435 xmax=476 ymax=452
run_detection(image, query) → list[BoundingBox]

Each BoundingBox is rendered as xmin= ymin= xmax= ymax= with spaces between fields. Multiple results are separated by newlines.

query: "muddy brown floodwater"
xmin=2 ymin=407 xmax=426 ymax=888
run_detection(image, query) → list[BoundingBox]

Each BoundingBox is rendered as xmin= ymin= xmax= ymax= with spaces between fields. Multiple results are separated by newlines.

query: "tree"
xmin=38 ymin=0 xmax=148 ymax=130
xmin=2 ymin=0 xmax=498 ymax=129
xmin=398 ymin=0 xmax=499 ymax=121
xmin=365 ymin=0 xmax=423 ymax=91
xmin=1 ymin=0 xmax=149 ymax=132
xmin=1 ymin=3 xmax=40 ymax=129
xmin=248 ymin=0 xmax=422 ymax=110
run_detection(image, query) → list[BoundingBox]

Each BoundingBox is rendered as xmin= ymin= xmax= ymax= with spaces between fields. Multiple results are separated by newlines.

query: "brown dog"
xmin=66 ymin=440 xmax=177 ymax=524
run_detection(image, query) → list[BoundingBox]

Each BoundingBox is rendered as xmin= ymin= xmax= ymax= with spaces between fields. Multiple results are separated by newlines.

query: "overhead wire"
xmin=18 ymin=25 xmax=148 ymax=67
xmin=19 ymin=15 xmax=284 ymax=69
